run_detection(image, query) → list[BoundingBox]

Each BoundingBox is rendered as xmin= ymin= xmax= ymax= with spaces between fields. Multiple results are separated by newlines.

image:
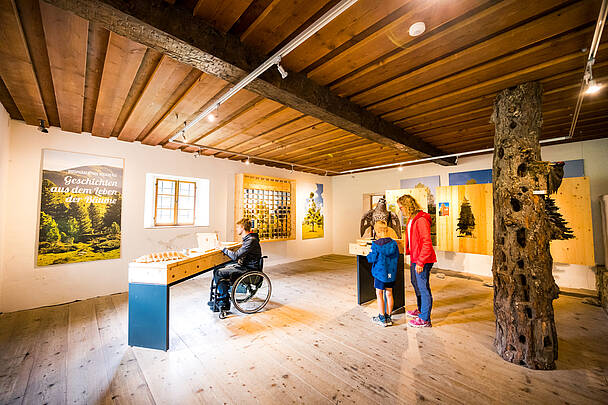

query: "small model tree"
xmin=456 ymin=197 xmax=475 ymax=237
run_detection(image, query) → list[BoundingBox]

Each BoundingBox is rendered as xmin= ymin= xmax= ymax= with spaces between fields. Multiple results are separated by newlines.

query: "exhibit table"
xmin=128 ymin=243 xmax=240 ymax=351
xmin=349 ymin=239 xmax=405 ymax=312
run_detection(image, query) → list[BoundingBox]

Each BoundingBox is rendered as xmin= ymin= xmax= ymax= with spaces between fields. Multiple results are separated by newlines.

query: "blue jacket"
xmin=366 ymin=238 xmax=399 ymax=283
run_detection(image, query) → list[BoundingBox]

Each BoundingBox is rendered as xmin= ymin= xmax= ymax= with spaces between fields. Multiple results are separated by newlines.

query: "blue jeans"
xmin=410 ymin=262 xmax=433 ymax=322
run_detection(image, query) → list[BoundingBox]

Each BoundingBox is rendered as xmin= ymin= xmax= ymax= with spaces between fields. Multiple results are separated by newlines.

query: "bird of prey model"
xmin=360 ymin=197 xmax=401 ymax=238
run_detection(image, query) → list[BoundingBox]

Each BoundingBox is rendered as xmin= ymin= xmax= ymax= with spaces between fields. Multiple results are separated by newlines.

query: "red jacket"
xmin=405 ymin=211 xmax=437 ymax=267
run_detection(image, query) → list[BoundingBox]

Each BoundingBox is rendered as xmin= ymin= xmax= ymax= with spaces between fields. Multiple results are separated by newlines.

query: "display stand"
xmin=128 ymin=243 xmax=240 ymax=351
xmin=349 ymin=240 xmax=405 ymax=312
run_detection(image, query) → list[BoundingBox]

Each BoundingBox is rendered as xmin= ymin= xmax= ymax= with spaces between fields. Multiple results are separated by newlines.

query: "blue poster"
xmin=449 ymin=169 xmax=493 ymax=186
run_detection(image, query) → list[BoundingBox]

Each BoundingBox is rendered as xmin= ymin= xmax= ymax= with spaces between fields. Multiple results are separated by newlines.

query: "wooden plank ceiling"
xmin=0 ymin=0 xmax=605 ymax=174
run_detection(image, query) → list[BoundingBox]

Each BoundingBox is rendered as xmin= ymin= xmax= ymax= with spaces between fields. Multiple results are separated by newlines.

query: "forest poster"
xmin=302 ymin=184 xmax=324 ymax=239
xmin=37 ymin=150 xmax=123 ymax=266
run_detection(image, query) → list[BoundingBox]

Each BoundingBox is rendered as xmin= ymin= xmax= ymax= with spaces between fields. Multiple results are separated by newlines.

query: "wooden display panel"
xmin=435 ymin=178 xmax=594 ymax=266
xmin=235 ymin=173 xmax=296 ymax=242
xmin=385 ymin=188 xmax=429 ymax=216
xmin=435 ymin=183 xmax=493 ymax=255
xmin=550 ymin=177 xmax=595 ymax=266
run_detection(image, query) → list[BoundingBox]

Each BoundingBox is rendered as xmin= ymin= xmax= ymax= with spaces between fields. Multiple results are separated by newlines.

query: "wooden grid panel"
xmin=235 ymin=173 xmax=296 ymax=242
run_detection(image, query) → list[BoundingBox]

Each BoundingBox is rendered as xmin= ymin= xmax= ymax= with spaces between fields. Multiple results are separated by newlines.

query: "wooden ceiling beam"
xmin=82 ymin=23 xmax=109 ymax=133
xmin=254 ymin=127 xmax=348 ymax=158
xmin=135 ymin=68 xmax=202 ymax=142
xmin=118 ymin=55 xmax=194 ymax=141
xmin=206 ymin=105 xmax=293 ymax=150
xmin=190 ymin=96 xmax=271 ymax=145
xmin=40 ymin=1 xmax=88 ymax=134
xmin=141 ymin=73 xmax=228 ymax=145
xmin=110 ymin=48 xmax=163 ymax=137
xmin=236 ymin=122 xmax=339 ymax=157
xmin=342 ymin=0 xmax=595 ymax=101
xmin=374 ymin=28 xmax=595 ymax=118
xmin=0 ymin=76 xmax=23 ymax=120
xmin=15 ymin=0 xmax=60 ymax=127
xmin=193 ymin=0 xmax=252 ymax=33
xmin=381 ymin=49 xmax=593 ymax=123
xmin=91 ymin=32 xmax=146 ymax=137
xmin=41 ymin=0 xmax=456 ymax=165
xmin=0 ymin=0 xmax=47 ymax=125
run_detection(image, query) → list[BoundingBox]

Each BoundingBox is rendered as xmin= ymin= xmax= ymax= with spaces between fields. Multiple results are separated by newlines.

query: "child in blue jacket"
xmin=366 ymin=221 xmax=399 ymax=326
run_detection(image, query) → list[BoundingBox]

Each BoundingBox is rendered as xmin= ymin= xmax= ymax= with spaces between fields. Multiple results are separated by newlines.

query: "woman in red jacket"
xmin=397 ymin=194 xmax=437 ymax=327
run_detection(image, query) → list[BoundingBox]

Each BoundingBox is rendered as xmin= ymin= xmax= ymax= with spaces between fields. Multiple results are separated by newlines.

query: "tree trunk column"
xmin=491 ymin=82 xmax=559 ymax=370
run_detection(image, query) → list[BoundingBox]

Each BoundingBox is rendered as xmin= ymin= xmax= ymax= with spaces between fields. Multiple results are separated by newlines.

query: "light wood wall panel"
xmin=436 ymin=183 xmax=493 ymax=256
xmin=435 ymin=178 xmax=595 ymax=266
xmin=550 ymin=177 xmax=595 ymax=266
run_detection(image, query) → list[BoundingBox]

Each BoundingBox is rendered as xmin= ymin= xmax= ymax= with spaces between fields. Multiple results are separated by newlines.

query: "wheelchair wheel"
xmin=230 ymin=271 xmax=272 ymax=314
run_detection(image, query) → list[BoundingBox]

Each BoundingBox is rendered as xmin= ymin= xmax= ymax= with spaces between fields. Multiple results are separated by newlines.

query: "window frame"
xmin=154 ymin=178 xmax=197 ymax=226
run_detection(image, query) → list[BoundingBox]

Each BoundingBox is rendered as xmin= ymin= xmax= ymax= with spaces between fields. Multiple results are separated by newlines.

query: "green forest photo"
xmin=37 ymin=150 xmax=123 ymax=266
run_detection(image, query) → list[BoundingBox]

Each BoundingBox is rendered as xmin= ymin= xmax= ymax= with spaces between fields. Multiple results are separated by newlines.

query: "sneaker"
xmin=408 ymin=317 xmax=431 ymax=328
xmin=373 ymin=314 xmax=388 ymax=327
xmin=385 ymin=314 xmax=393 ymax=326
xmin=406 ymin=309 xmax=421 ymax=319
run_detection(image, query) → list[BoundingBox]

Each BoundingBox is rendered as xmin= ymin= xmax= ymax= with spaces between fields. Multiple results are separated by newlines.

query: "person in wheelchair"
xmin=209 ymin=218 xmax=262 ymax=312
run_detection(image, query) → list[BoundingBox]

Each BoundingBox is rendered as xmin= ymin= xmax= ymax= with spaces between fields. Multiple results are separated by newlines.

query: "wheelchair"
xmin=209 ymin=256 xmax=272 ymax=319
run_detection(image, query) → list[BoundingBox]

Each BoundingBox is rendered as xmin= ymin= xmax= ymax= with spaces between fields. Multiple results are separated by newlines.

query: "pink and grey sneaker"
xmin=408 ymin=317 xmax=431 ymax=328
xmin=406 ymin=309 xmax=421 ymax=319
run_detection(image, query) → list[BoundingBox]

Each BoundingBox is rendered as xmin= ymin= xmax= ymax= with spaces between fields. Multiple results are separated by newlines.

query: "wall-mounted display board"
xmin=435 ymin=177 xmax=595 ymax=266
xmin=550 ymin=177 xmax=595 ymax=266
xmin=37 ymin=149 xmax=123 ymax=266
xmin=235 ymin=173 xmax=296 ymax=242
xmin=302 ymin=183 xmax=324 ymax=240
xmin=436 ymin=183 xmax=493 ymax=255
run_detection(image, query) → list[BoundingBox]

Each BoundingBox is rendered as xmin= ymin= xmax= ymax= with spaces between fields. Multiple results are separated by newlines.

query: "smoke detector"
xmin=409 ymin=22 xmax=426 ymax=37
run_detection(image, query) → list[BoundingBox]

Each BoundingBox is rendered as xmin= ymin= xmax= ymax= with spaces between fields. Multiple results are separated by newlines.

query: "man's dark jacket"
xmin=222 ymin=232 xmax=262 ymax=270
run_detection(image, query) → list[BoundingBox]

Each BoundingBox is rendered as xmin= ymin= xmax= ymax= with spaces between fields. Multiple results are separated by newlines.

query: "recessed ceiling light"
xmin=409 ymin=22 xmax=426 ymax=37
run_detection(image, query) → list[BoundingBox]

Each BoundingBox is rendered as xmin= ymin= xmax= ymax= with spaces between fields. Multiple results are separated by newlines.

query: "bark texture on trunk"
xmin=491 ymin=82 xmax=559 ymax=370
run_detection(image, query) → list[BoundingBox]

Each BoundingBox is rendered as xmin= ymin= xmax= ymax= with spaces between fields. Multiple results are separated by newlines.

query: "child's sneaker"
xmin=408 ymin=317 xmax=431 ymax=328
xmin=385 ymin=314 xmax=393 ymax=326
xmin=406 ymin=309 xmax=421 ymax=318
xmin=373 ymin=314 xmax=388 ymax=327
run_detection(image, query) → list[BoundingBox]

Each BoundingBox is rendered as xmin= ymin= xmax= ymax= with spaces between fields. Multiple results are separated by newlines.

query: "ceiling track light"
xmin=276 ymin=58 xmax=288 ymax=79
xmin=569 ymin=0 xmax=607 ymax=138
xmin=38 ymin=119 xmax=48 ymax=133
xmin=167 ymin=0 xmax=359 ymax=143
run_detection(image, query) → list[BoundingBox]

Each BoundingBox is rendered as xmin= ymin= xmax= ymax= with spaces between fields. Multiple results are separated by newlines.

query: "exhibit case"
xmin=235 ymin=173 xmax=296 ymax=241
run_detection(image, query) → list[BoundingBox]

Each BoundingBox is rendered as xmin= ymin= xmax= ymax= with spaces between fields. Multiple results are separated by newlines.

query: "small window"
xmin=154 ymin=179 xmax=196 ymax=226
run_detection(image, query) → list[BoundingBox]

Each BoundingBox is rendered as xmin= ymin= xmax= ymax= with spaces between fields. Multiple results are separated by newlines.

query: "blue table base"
xmin=128 ymin=283 xmax=169 ymax=351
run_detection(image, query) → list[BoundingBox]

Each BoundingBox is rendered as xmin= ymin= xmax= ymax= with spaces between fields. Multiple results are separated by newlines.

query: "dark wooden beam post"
xmin=490 ymin=82 xmax=560 ymax=370
xmin=40 ymin=0 xmax=456 ymax=166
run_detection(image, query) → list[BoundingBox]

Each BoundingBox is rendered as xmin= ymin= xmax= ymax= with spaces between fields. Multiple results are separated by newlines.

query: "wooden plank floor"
xmin=1 ymin=255 xmax=607 ymax=404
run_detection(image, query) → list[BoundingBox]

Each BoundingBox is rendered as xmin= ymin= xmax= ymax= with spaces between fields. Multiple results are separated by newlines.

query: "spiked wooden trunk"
xmin=490 ymin=82 xmax=559 ymax=370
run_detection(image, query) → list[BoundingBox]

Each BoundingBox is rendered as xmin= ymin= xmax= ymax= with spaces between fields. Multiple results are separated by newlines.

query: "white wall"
xmin=332 ymin=138 xmax=608 ymax=291
xmin=0 ymin=121 xmax=332 ymax=312
xmin=0 ymin=104 xmax=10 ymax=310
